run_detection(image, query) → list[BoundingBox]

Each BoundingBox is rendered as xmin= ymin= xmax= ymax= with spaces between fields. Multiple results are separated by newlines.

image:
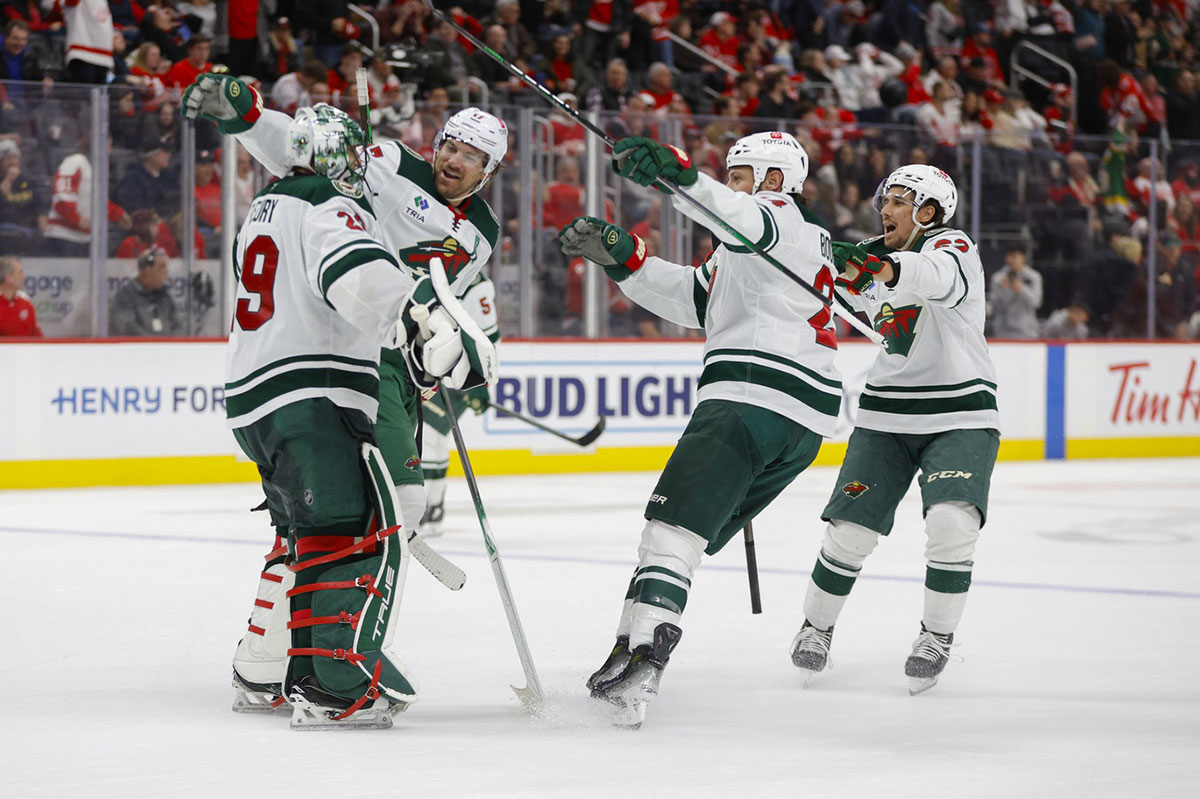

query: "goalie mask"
xmin=433 ymin=107 xmax=509 ymax=197
xmin=726 ymin=131 xmax=809 ymax=194
xmin=872 ymin=165 xmax=959 ymax=247
xmin=286 ymin=103 xmax=369 ymax=193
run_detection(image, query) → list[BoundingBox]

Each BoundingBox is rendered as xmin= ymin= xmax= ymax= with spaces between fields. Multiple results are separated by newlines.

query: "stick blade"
xmin=511 ymin=681 xmax=543 ymax=713
xmin=574 ymin=415 xmax=606 ymax=447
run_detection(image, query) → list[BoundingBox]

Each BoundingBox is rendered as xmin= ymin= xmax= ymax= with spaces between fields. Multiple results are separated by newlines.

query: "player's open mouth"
xmin=884 ymin=222 xmax=897 ymax=235
xmin=441 ymin=167 xmax=461 ymax=181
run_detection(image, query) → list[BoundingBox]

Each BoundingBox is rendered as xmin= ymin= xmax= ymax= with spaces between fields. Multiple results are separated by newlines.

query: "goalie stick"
xmin=420 ymin=0 xmax=883 ymax=347
xmin=411 ymin=261 xmax=544 ymax=711
xmin=426 ymin=392 xmax=606 ymax=448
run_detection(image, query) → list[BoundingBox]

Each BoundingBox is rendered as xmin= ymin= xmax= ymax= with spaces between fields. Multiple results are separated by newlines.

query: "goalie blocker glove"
xmin=610 ymin=136 xmax=698 ymax=194
xmin=832 ymin=241 xmax=891 ymax=295
xmin=181 ymin=73 xmax=264 ymax=134
xmin=557 ymin=216 xmax=647 ymax=282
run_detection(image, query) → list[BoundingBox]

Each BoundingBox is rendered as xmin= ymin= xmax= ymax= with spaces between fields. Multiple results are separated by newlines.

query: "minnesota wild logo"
xmin=396 ymin=236 xmax=477 ymax=280
xmin=841 ymin=481 xmax=869 ymax=499
xmin=874 ymin=302 xmax=922 ymax=357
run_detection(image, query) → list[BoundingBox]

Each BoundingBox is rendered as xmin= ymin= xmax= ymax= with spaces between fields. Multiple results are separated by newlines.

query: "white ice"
xmin=3 ymin=458 xmax=1199 ymax=798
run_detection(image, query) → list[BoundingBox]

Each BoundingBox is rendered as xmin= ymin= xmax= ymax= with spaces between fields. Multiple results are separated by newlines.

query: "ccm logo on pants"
xmin=926 ymin=470 xmax=973 ymax=482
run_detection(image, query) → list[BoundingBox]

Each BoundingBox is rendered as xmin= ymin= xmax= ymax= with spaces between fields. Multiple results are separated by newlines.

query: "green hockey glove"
xmin=462 ymin=385 xmax=490 ymax=415
xmin=556 ymin=216 xmax=647 ymax=281
xmin=181 ymin=73 xmax=264 ymax=134
xmin=610 ymin=136 xmax=698 ymax=194
xmin=832 ymin=241 xmax=886 ymax=295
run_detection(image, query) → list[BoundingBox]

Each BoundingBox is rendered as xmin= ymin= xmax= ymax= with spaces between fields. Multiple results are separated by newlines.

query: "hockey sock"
xmin=804 ymin=519 xmax=880 ymax=630
xmin=922 ymin=502 xmax=980 ymax=634
xmin=626 ymin=520 xmax=706 ymax=649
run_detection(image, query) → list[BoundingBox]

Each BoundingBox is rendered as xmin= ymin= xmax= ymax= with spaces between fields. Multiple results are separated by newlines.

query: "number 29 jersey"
xmin=225 ymin=174 xmax=412 ymax=429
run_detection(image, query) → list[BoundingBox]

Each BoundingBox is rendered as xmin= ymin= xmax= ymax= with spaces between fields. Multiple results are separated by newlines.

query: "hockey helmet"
xmin=725 ymin=131 xmax=809 ymax=194
xmin=286 ymin=103 xmax=368 ymax=192
xmin=872 ymin=164 xmax=959 ymax=228
xmin=434 ymin=107 xmax=509 ymax=190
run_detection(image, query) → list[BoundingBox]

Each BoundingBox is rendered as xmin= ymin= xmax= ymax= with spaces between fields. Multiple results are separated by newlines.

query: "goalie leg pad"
xmin=232 ymin=535 xmax=293 ymax=712
xmin=627 ymin=520 xmax=706 ymax=649
xmin=286 ymin=525 xmax=417 ymax=716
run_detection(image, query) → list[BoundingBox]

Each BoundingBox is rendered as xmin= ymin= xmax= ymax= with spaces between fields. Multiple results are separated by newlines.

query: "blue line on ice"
xmin=6 ymin=524 xmax=1199 ymax=601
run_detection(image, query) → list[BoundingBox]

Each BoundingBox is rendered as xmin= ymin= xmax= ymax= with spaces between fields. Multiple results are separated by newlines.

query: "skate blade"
xmin=610 ymin=698 xmax=646 ymax=730
xmin=908 ymin=676 xmax=939 ymax=696
xmin=288 ymin=695 xmax=406 ymax=730
xmin=231 ymin=681 xmax=288 ymax=713
xmin=798 ymin=668 xmax=821 ymax=688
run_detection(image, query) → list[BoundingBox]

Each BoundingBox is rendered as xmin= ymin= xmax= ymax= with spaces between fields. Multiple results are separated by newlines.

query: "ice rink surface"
xmin=3 ymin=458 xmax=1199 ymax=798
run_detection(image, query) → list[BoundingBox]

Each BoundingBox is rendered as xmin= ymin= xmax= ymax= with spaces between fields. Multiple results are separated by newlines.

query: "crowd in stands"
xmin=1 ymin=0 xmax=1198 ymax=339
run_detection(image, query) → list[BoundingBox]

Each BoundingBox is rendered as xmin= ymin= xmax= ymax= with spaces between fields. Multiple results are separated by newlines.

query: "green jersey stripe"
xmin=941 ymin=249 xmax=970 ymax=308
xmin=226 ymin=353 xmax=379 ymax=392
xmin=865 ymin=377 xmax=998 ymax=393
xmin=226 ymin=367 xmax=380 ymax=418
xmin=320 ymin=247 xmax=398 ymax=303
xmin=858 ymin=390 xmax=997 ymax=416
xmin=724 ymin=207 xmax=778 ymax=254
xmin=318 ymin=237 xmax=381 ymax=272
xmin=635 ymin=564 xmax=692 ymax=587
xmin=693 ymin=269 xmax=709 ymax=327
xmin=699 ymin=360 xmax=841 ymax=417
xmin=705 ymin=347 xmax=842 ymax=389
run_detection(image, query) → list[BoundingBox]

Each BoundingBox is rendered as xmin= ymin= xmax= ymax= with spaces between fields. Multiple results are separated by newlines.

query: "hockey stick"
xmin=410 ymin=261 xmax=543 ymax=710
xmin=488 ymin=400 xmax=606 ymax=447
xmin=420 ymin=0 xmax=883 ymax=346
xmin=355 ymin=67 xmax=372 ymax=144
xmin=425 ymin=390 xmax=606 ymax=447
xmin=743 ymin=521 xmax=762 ymax=614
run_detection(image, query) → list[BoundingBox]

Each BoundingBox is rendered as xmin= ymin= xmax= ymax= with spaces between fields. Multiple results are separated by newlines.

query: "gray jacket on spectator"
xmin=1040 ymin=308 xmax=1089 ymax=339
xmin=110 ymin=280 xmax=180 ymax=336
xmin=989 ymin=264 xmax=1043 ymax=338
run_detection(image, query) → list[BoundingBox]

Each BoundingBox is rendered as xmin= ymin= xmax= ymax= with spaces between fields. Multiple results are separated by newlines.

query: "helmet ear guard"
xmin=725 ymin=131 xmax=809 ymax=194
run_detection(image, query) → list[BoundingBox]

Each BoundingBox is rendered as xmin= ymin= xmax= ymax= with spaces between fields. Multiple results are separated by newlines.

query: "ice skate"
xmin=417 ymin=500 xmax=444 ymax=538
xmin=590 ymin=624 xmax=681 ymax=730
xmin=231 ymin=668 xmax=288 ymax=713
xmin=905 ymin=625 xmax=954 ymax=695
xmin=585 ymin=635 xmax=630 ymax=692
xmin=789 ymin=621 xmax=833 ymax=685
xmin=287 ymin=676 xmax=409 ymax=730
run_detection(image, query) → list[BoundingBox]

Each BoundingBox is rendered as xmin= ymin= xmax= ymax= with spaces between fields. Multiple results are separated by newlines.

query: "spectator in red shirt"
xmin=699 ymin=11 xmax=739 ymax=72
xmin=637 ymin=61 xmax=683 ymax=114
xmin=960 ymin=24 xmax=1003 ymax=86
xmin=542 ymin=156 xmax=584 ymax=231
xmin=115 ymin=207 xmax=162 ymax=258
xmin=1044 ymin=83 xmax=1075 ymax=154
xmin=128 ymin=40 xmax=171 ymax=112
xmin=1172 ymin=161 xmax=1200 ymax=207
xmin=0 ymin=255 xmax=40 ymax=336
xmin=194 ymin=147 xmax=221 ymax=235
xmin=726 ymin=71 xmax=761 ymax=116
xmin=1168 ymin=193 xmax=1200 ymax=257
xmin=162 ymin=32 xmax=212 ymax=92
xmin=325 ymin=46 xmax=362 ymax=107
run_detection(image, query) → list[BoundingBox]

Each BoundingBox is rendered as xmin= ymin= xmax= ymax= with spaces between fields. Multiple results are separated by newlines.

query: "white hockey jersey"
xmin=225 ymin=174 xmax=415 ymax=428
xmin=616 ymin=173 xmax=843 ymax=436
xmin=837 ymin=227 xmax=999 ymax=435
xmin=237 ymin=109 xmax=498 ymax=298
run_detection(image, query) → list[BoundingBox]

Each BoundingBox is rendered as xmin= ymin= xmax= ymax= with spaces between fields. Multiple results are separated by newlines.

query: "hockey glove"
xmin=394 ymin=278 xmax=474 ymax=391
xmin=556 ymin=216 xmax=647 ymax=281
xmin=181 ymin=73 xmax=264 ymax=135
xmin=462 ymin=385 xmax=489 ymax=415
xmin=610 ymin=136 xmax=698 ymax=194
xmin=832 ymin=241 xmax=886 ymax=295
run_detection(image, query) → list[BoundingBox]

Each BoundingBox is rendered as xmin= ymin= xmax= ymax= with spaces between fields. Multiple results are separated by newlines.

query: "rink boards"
xmin=0 ymin=339 xmax=1198 ymax=488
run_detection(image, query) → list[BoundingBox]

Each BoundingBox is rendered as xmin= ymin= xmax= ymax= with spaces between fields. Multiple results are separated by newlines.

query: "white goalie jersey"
xmin=615 ymin=173 xmax=843 ymax=436
xmin=836 ymin=227 xmax=999 ymax=435
xmin=225 ymin=175 xmax=414 ymax=428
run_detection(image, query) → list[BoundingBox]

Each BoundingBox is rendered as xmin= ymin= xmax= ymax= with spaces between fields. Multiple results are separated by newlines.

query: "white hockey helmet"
xmin=286 ymin=103 xmax=368 ymax=191
xmin=433 ymin=107 xmax=509 ymax=186
xmin=725 ymin=131 xmax=809 ymax=194
xmin=872 ymin=164 xmax=959 ymax=227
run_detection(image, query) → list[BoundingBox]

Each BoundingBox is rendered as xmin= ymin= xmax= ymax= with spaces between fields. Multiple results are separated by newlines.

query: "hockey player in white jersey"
xmin=418 ymin=273 xmax=501 ymax=538
xmin=788 ymin=164 xmax=1000 ymax=695
xmin=224 ymin=104 xmax=494 ymax=729
xmin=181 ymin=73 xmax=505 ymax=505
xmin=558 ymin=132 xmax=842 ymax=726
